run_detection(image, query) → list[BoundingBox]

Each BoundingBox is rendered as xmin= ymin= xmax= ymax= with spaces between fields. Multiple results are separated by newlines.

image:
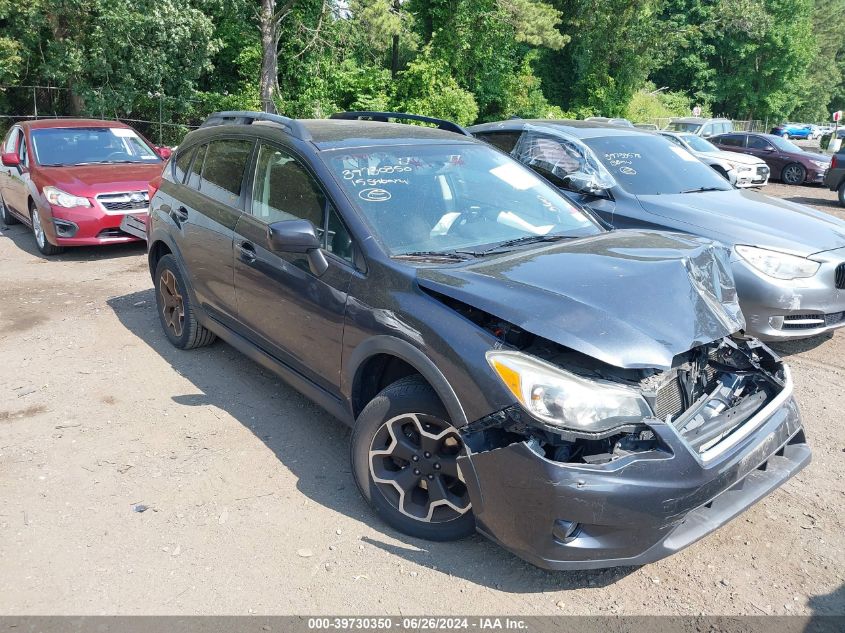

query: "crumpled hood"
xmin=637 ymin=189 xmax=845 ymax=255
xmin=417 ymin=230 xmax=744 ymax=370
xmin=35 ymin=163 xmax=164 ymax=196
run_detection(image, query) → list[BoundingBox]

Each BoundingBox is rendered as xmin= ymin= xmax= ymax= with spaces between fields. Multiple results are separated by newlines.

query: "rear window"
xmin=172 ymin=147 xmax=195 ymax=184
xmin=197 ymin=140 xmax=253 ymax=204
xmin=715 ymin=134 xmax=745 ymax=147
xmin=666 ymin=121 xmax=702 ymax=133
xmin=474 ymin=131 xmax=522 ymax=154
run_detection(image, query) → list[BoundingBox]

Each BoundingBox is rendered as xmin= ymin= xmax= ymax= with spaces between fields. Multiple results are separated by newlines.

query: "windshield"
xmin=324 ymin=144 xmax=602 ymax=256
xmin=31 ymin=127 xmax=161 ymax=166
xmin=681 ymin=134 xmax=718 ymax=153
xmin=666 ymin=121 xmax=702 ymax=133
xmin=583 ymin=135 xmax=733 ymax=195
xmin=768 ymin=136 xmax=804 ymax=153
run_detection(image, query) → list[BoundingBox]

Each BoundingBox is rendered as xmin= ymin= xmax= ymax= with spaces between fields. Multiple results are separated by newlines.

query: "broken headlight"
xmin=486 ymin=350 xmax=651 ymax=433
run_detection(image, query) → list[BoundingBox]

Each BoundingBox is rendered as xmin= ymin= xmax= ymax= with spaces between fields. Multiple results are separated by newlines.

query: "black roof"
xmin=301 ymin=119 xmax=476 ymax=149
xmin=197 ymin=111 xmax=477 ymax=151
xmin=468 ymin=119 xmax=655 ymax=139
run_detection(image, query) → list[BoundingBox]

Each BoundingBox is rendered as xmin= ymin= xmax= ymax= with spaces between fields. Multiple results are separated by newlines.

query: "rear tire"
xmin=154 ymin=254 xmax=216 ymax=349
xmin=30 ymin=202 xmax=64 ymax=256
xmin=351 ymin=375 xmax=475 ymax=541
xmin=0 ymin=196 xmax=19 ymax=225
xmin=782 ymin=132 xmax=790 ymax=139
xmin=838 ymin=182 xmax=845 ymax=207
xmin=781 ymin=163 xmax=806 ymax=185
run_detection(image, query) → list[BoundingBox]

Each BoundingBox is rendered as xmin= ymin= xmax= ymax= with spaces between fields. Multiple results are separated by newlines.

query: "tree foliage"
xmin=0 ymin=0 xmax=840 ymax=132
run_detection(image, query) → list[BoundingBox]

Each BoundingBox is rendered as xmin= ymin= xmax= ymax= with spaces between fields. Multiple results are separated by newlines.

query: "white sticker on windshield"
xmin=490 ymin=163 xmax=537 ymax=190
xmin=110 ymin=128 xmax=136 ymax=138
xmin=668 ymin=145 xmax=698 ymax=162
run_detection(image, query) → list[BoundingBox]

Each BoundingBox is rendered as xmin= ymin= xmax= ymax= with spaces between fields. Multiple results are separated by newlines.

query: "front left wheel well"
xmin=351 ymin=353 xmax=426 ymax=419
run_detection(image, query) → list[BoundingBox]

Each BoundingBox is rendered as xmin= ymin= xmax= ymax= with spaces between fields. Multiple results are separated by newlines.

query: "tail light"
xmin=148 ymin=175 xmax=162 ymax=204
xmin=832 ymin=155 xmax=838 ymax=169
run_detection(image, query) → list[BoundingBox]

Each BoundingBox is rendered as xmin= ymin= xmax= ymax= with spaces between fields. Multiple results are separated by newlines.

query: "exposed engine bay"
xmin=445 ymin=289 xmax=788 ymax=466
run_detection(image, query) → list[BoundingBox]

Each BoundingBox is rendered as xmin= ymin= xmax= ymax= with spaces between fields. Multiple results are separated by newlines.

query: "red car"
xmin=0 ymin=119 xmax=169 ymax=255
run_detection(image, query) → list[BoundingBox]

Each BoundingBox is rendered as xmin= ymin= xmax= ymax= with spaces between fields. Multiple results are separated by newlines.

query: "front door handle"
xmin=237 ymin=241 xmax=257 ymax=263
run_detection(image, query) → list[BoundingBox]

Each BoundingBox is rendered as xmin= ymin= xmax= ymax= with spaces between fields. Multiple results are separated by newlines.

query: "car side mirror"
xmin=1 ymin=152 xmax=21 ymax=167
xmin=156 ymin=146 xmax=172 ymax=160
xmin=267 ymin=219 xmax=328 ymax=276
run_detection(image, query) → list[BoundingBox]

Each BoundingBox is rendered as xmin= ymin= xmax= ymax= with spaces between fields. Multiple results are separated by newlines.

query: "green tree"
xmin=537 ymin=0 xmax=670 ymax=116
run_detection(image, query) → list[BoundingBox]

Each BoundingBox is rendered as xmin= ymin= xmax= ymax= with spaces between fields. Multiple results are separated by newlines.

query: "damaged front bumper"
xmin=457 ymin=373 xmax=809 ymax=570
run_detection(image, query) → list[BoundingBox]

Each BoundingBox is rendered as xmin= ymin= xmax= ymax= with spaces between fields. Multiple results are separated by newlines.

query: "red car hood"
xmin=36 ymin=163 xmax=164 ymax=196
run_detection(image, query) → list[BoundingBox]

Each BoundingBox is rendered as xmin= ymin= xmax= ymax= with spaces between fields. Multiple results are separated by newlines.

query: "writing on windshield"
xmin=326 ymin=145 xmax=601 ymax=256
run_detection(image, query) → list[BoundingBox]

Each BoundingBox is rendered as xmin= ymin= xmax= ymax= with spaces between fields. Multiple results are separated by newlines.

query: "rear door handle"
xmin=237 ymin=240 xmax=257 ymax=263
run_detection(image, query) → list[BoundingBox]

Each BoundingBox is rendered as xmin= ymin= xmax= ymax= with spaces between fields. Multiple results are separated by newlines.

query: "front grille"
xmin=836 ymin=263 xmax=845 ymax=289
xmin=653 ymin=378 xmax=685 ymax=421
xmin=782 ymin=314 xmax=828 ymax=330
xmin=97 ymin=191 xmax=149 ymax=212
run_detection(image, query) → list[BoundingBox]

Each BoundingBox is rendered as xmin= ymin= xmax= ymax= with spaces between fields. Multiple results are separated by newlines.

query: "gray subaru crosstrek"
xmin=146 ymin=110 xmax=810 ymax=570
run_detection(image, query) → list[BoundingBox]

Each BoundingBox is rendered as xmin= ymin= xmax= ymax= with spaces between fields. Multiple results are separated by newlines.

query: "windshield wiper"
xmin=393 ymin=251 xmax=474 ymax=261
xmin=475 ymin=233 xmax=575 ymax=255
xmin=680 ymin=186 xmax=727 ymax=194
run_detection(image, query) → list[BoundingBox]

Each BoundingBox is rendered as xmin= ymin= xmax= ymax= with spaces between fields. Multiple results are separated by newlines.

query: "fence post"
xmin=159 ymin=94 xmax=164 ymax=146
xmin=33 ymin=87 xmax=38 ymax=119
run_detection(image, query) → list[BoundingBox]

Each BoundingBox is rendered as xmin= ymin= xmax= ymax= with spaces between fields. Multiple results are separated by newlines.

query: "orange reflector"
xmin=492 ymin=360 xmax=522 ymax=400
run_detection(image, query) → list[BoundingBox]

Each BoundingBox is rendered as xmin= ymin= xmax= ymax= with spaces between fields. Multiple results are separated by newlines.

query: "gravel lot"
xmin=1 ymin=182 xmax=843 ymax=616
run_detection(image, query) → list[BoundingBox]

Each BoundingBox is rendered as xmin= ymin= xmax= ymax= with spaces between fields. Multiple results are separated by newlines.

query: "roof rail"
xmin=200 ymin=110 xmax=312 ymax=141
xmin=329 ymin=111 xmax=471 ymax=137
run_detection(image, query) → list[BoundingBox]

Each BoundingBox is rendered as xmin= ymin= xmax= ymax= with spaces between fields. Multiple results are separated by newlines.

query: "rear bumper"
xmin=459 ymin=394 xmax=808 ymax=570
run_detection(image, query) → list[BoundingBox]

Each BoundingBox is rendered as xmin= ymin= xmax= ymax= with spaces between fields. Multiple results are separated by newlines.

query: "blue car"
xmin=770 ymin=123 xmax=818 ymax=140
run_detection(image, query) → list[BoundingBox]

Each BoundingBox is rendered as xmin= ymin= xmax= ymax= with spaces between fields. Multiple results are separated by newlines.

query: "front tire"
xmin=351 ymin=376 xmax=475 ymax=541
xmin=154 ymin=254 xmax=216 ymax=349
xmin=781 ymin=163 xmax=806 ymax=185
xmin=0 ymin=196 xmax=19 ymax=225
xmin=782 ymin=132 xmax=790 ymax=139
xmin=30 ymin=203 xmax=64 ymax=256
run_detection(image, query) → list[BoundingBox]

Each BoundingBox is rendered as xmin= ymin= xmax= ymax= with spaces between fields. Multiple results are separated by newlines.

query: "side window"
xmin=172 ymin=147 xmax=195 ymax=184
xmin=717 ymin=134 xmax=743 ymax=147
xmin=475 ymin=132 xmax=522 ymax=154
xmin=252 ymin=143 xmax=324 ymax=226
xmin=199 ymin=139 xmax=253 ymax=204
xmin=701 ymin=124 xmax=714 ymax=137
xmin=187 ymin=144 xmax=207 ymax=190
xmin=18 ymin=136 xmax=28 ymax=166
xmin=252 ymin=144 xmax=353 ymax=263
xmin=747 ymin=136 xmax=773 ymax=150
xmin=515 ymin=133 xmax=584 ymax=189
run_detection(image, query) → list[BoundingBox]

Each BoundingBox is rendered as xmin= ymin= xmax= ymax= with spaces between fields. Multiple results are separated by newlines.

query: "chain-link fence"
xmin=0 ymin=85 xmax=215 ymax=146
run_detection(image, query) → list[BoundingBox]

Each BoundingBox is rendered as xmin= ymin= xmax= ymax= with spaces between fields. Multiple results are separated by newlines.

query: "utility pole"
xmin=391 ymin=0 xmax=400 ymax=79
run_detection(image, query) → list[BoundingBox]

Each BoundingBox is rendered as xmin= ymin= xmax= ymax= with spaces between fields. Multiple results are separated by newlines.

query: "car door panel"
xmin=167 ymin=139 xmax=252 ymax=321
xmin=233 ymin=143 xmax=353 ymax=397
xmin=2 ymin=128 xmax=31 ymax=218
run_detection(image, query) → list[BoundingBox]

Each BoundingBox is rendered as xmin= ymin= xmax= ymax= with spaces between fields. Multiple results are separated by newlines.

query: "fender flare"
xmin=345 ymin=335 xmax=468 ymax=428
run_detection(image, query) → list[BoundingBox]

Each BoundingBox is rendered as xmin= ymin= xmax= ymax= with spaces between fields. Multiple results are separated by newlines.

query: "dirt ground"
xmin=1 ymin=183 xmax=843 ymax=616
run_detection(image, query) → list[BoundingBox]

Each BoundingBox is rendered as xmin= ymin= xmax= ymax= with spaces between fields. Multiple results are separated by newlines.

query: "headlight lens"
xmin=43 ymin=186 xmax=91 ymax=208
xmin=735 ymin=245 xmax=820 ymax=280
xmin=810 ymin=160 xmax=830 ymax=170
xmin=486 ymin=350 xmax=651 ymax=432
